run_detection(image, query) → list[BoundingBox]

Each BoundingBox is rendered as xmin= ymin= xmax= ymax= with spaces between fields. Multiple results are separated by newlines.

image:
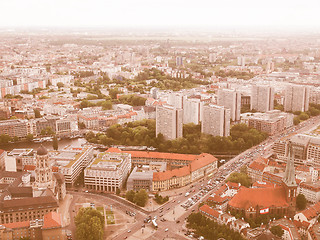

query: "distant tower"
xmin=35 ymin=145 xmax=53 ymax=189
xmin=282 ymin=141 xmax=297 ymax=216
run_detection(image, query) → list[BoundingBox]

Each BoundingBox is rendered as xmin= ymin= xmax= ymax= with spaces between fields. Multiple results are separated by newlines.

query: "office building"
xmin=251 ymin=85 xmax=274 ymax=112
xmin=201 ymin=104 xmax=230 ymax=137
xmin=241 ymin=110 xmax=294 ymax=135
xmin=217 ymin=89 xmax=241 ymax=121
xmin=0 ymin=119 xmax=28 ymax=138
xmin=84 ymin=151 xmax=131 ymax=192
xmin=156 ymin=105 xmax=183 ymax=140
xmin=284 ymin=85 xmax=310 ymax=112
xmin=51 ymin=146 xmax=94 ymax=187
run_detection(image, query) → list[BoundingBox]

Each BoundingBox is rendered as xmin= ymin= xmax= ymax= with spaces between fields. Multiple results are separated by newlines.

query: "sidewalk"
xmin=59 ymin=194 xmax=73 ymax=227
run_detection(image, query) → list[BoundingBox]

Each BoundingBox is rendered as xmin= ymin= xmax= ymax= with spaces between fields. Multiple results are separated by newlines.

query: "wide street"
xmin=66 ymin=115 xmax=320 ymax=240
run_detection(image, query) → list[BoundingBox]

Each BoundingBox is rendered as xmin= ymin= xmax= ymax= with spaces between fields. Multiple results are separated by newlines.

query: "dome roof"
xmin=37 ymin=145 xmax=48 ymax=155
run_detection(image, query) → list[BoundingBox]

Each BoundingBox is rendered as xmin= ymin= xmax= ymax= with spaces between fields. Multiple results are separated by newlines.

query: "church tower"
xmin=282 ymin=141 xmax=297 ymax=216
xmin=34 ymin=145 xmax=53 ymax=189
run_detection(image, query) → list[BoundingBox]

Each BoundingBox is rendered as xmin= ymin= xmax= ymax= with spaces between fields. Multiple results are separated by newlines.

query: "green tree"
xmin=78 ymin=122 xmax=86 ymax=129
xmin=125 ymin=190 xmax=135 ymax=202
xmin=227 ymin=172 xmax=251 ymax=187
xmin=53 ymin=136 xmax=58 ymax=150
xmin=133 ymin=189 xmax=148 ymax=207
xmin=75 ymin=207 xmax=104 ymax=240
xmin=34 ymin=109 xmax=41 ymax=118
xmin=116 ymin=188 xmax=121 ymax=195
xmin=109 ymin=88 xmax=122 ymax=99
xmin=26 ymin=134 xmax=33 ymax=142
xmin=0 ymin=134 xmax=12 ymax=144
xmin=57 ymin=82 xmax=64 ymax=88
xmin=293 ymin=117 xmax=300 ymax=125
xmin=296 ymin=194 xmax=307 ymax=210
xmin=101 ymin=100 xmax=112 ymax=110
xmin=270 ymin=225 xmax=284 ymax=238
xmin=299 ymin=112 xmax=309 ymax=121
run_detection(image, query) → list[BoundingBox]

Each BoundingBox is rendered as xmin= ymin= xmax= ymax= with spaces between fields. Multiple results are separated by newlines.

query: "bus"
xmin=152 ymin=219 xmax=158 ymax=229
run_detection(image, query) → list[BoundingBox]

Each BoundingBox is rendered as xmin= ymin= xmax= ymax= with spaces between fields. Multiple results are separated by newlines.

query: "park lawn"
xmin=105 ymin=210 xmax=115 ymax=224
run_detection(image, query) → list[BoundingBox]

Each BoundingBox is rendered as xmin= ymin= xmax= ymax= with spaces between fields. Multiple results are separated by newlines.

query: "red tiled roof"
xmin=152 ymin=153 xmax=217 ymax=181
xmin=107 ymin=148 xmax=198 ymax=161
xmin=226 ymin=181 xmax=241 ymax=189
xmin=199 ymin=204 xmax=220 ymax=219
xmin=153 ymin=165 xmax=190 ymax=181
xmin=3 ymin=221 xmax=30 ymax=229
xmin=207 ymin=195 xmax=229 ymax=204
xmin=190 ymin=153 xmax=218 ymax=172
xmin=252 ymin=181 xmax=275 ymax=188
xmin=42 ymin=212 xmax=62 ymax=229
xmin=249 ymin=161 xmax=266 ymax=172
xmin=106 ymin=148 xmax=122 ymax=153
xmin=23 ymin=165 xmax=36 ymax=171
xmin=294 ymin=220 xmax=310 ymax=229
xmin=301 ymin=202 xmax=320 ymax=220
xmin=23 ymin=165 xmax=58 ymax=172
xmin=228 ymin=187 xmax=288 ymax=209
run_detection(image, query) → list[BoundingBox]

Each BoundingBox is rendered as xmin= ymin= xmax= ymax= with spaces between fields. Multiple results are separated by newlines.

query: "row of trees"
xmin=85 ymin=120 xmax=268 ymax=155
xmin=133 ymin=68 xmax=210 ymax=91
xmin=118 ymin=94 xmax=146 ymax=106
xmin=154 ymin=193 xmax=169 ymax=204
xmin=75 ymin=207 xmax=104 ymax=240
xmin=215 ymin=70 xmax=255 ymax=80
xmin=293 ymin=103 xmax=320 ymax=125
xmin=187 ymin=212 xmax=245 ymax=240
xmin=79 ymin=99 xmax=113 ymax=110
xmin=125 ymin=189 xmax=148 ymax=207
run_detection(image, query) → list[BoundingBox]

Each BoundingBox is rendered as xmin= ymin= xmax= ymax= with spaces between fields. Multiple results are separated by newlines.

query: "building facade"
xmin=84 ymin=152 xmax=131 ymax=192
xmin=251 ymin=85 xmax=274 ymax=112
xmin=201 ymin=104 xmax=230 ymax=137
xmin=284 ymin=85 xmax=310 ymax=112
xmin=156 ymin=105 xmax=183 ymax=140
xmin=217 ymin=89 xmax=241 ymax=122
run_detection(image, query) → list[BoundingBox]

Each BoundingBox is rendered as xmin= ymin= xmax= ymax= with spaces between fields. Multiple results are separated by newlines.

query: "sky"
xmin=0 ymin=0 xmax=320 ymax=30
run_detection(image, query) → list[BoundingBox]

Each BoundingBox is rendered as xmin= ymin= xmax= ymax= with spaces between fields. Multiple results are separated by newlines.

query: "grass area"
xmin=105 ymin=210 xmax=115 ymax=224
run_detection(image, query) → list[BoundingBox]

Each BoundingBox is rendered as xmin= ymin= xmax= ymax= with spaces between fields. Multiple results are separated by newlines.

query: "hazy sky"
xmin=1 ymin=0 xmax=320 ymax=29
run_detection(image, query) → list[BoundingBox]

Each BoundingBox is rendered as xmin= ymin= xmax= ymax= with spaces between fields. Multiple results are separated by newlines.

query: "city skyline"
xmin=1 ymin=0 xmax=320 ymax=31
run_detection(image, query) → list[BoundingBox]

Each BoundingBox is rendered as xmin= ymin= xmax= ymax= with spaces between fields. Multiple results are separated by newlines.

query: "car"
xmin=176 ymin=220 xmax=180 ymax=223
xmin=85 ymin=190 xmax=88 ymax=193
xmin=128 ymin=230 xmax=131 ymax=233
xmin=165 ymin=228 xmax=169 ymax=232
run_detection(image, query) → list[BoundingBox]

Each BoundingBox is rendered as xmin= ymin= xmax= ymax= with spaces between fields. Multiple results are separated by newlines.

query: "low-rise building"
xmin=0 ymin=212 xmax=64 ymax=240
xmin=241 ymin=110 xmax=293 ymax=135
xmin=152 ymin=153 xmax=218 ymax=191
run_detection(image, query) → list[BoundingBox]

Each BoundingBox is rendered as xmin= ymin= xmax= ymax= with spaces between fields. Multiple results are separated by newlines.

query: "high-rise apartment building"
xmin=284 ymin=85 xmax=310 ymax=112
xmin=209 ymin=53 xmax=217 ymax=63
xmin=156 ymin=105 xmax=183 ymax=140
xmin=251 ymin=85 xmax=274 ymax=112
xmin=176 ymin=56 xmax=183 ymax=67
xmin=201 ymin=104 xmax=230 ymax=137
xmin=168 ymin=92 xmax=184 ymax=109
xmin=217 ymin=89 xmax=241 ymax=121
xmin=237 ymin=56 xmax=246 ymax=67
xmin=183 ymin=97 xmax=203 ymax=124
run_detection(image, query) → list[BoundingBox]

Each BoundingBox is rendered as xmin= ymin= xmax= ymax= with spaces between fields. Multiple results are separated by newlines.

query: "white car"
xmin=165 ymin=228 xmax=169 ymax=232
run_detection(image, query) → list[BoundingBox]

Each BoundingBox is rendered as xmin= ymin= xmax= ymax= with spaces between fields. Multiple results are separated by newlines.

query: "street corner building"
xmin=228 ymin=141 xmax=298 ymax=219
